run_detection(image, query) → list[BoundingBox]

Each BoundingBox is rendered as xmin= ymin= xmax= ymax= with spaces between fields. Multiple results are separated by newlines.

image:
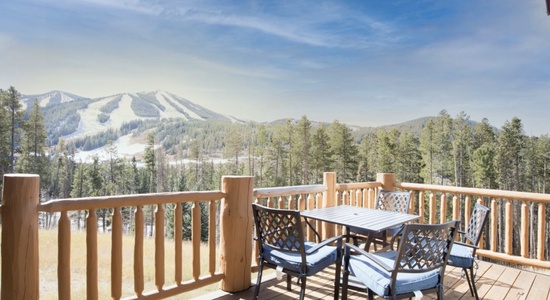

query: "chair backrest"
xmin=391 ymin=220 xmax=458 ymax=292
xmin=252 ymin=204 xmax=306 ymax=255
xmin=464 ymin=204 xmax=490 ymax=246
xmin=374 ymin=190 xmax=412 ymax=214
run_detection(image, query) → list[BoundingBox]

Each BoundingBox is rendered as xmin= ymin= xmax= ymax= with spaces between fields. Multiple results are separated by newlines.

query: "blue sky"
xmin=1 ymin=0 xmax=549 ymax=135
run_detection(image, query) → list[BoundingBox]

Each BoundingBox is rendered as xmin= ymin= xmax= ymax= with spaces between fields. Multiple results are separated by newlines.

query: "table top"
xmin=301 ymin=205 xmax=420 ymax=233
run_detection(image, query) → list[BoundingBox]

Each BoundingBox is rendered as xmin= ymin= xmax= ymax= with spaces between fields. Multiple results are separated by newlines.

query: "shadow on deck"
xmin=192 ymin=261 xmax=550 ymax=300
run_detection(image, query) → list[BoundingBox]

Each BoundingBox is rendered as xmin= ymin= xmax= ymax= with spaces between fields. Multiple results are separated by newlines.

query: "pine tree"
xmin=452 ymin=111 xmax=473 ymax=187
xmin=329 ymin=120 xmax=358 ymax=183
xmin=17 ymin=99 xmax=48 ymax=177
xmin=397 ymin=131 xmax=422 ymax=183
xmin=311 ymin=124 xmax=334 ymax=183
xmin=256 ymin=124 xmax=268 ymax=187
xmin=224 ymin=125 xmax=243 ymax=175
xmin=496 ymin=117 xmax=525 ymax=190
xmin=4 ymin=86 xmax=24 ymax=173
xmin=420 ymin=120 xmax=436 ymax=183
xmin=0 ymin=89 xmax=9 ymax=177
xmin=294 ymin=116 xmax=312 ymax=184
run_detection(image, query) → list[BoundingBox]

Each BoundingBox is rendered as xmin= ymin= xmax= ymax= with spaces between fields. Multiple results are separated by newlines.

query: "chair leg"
xmin=437 ymin=284 xmax=445 ymax=300
xmin=286 ymin=274 xmax=292 ymax=291
xmin=466 ymin=266 xmax=480 ymax=300
xmin=299 ymin=276 xmax=307 ymax=300
xmin=253 ymin=262 xmax=264 ymax=300
xmin=367 ymin=289 xmax=374 ymax=300
xmin=342 ymin=246 xmax=351 ymax=300
xmin=333 ymin=256 xmax=342 ymax=300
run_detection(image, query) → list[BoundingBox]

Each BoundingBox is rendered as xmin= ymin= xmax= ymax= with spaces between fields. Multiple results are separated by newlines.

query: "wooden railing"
xmin=396 ymin=181 xmax=550 ymax=269
xmin=2 ymin=172 xmax=550 ymax=300
xmin=1 ymin=175 xmax=254 ymax=300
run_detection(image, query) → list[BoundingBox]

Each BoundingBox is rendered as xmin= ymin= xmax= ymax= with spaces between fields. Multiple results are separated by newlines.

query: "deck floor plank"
xmin=526 ymin=273 xmax=550 ymax=300
xmin=192 ymin=261 xmax=550 ymax=300
xmin=475 ymin=262 xmax=507 ymax=300
xmin=486 ymin=266 xmax=520 ymax=300
xmin=504 ymin=270 xmax=536 ymax=300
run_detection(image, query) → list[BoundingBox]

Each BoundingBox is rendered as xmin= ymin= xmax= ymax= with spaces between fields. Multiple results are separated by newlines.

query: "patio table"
xmin=301 ymin=205 xmax=420 ymax=246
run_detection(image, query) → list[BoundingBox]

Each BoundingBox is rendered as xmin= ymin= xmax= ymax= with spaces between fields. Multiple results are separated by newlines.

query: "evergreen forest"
xmin=2 ymin=86 xmax=550 ymax=246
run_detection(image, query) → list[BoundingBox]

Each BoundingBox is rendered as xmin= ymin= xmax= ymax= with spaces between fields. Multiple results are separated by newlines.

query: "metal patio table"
xmin=301 ymin=205 xmax=420 ymax=246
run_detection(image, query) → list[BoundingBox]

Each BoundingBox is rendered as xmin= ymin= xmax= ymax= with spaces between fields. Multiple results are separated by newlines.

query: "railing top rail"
xmin=336 ymin=181 xmax=381 ymax=191
xmin=253 ymin=184 xmax=326 ymax=198
xmin=398 ymin=182 xmax=550 ymax=204
xmin=38 ymin=190 xmax=226 ymax=212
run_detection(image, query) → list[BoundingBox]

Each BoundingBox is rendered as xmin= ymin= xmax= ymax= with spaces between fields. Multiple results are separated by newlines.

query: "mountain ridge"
xmin=21 ymin=90 xmax=244 ymax=144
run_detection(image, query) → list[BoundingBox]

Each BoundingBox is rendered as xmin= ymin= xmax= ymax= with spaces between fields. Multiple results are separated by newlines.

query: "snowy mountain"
xmin=21 ymin=90 xmax=243 ymax=141
xmin=21 ymin=90 xmax=85 ymax=110
xmin=20 ymin=90 xmax=244 ymax=161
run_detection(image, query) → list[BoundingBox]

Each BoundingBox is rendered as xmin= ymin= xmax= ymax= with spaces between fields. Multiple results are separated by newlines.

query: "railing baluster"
xmin=491 ymin=199 xmax=498 ymax=252
xmin=440 ymin=193 xmax=447 ymax=224
xmin=452 ymin=195 xmax=460 ymax=221
xmin=58 ymin=211 xmax=71 ymax=300
xmin=418 ymin=191 xmax=424 ymax=224
xmin=521 ymin=202 xmax=529 ymax=258
xmin=477 ymin=197 xmax=485 ymax=248
xmin=289 ymin=195 xmax=295 ymax=210
xmin=134 ymin=205 xmax=144 ymax=296
xmin=192 ymin=201 xmax=201 ymax=281
xmin=316 ymin=193 xmax=323 ymax=239
xmin=209 ymin=200 xmax=216 ymax=275
xmin=465 ymin=195 xmax=472 ymax=232
xmin=538 ymin=203 xmax=546 ymax=260
xmin=86 ymin=209 xmax=98 ymax=300
xmin=112 ymin=207 xmax=122 ymax=300
xmin=505 ymin=200 xmax=513 ymax=255
xmin=155 ymin=204 xmax=165 ymax=291
xmin=409 ymin=191 xmax=416 ymax=214
xmin=429 ymin=192 xmax=436 ymax=224
xmin=343 ymin=190 xmax=349 ymax=206
xmin=175 ymin=203 xmax=183 ymax=284
xmin=306 ymin=193 xmax=315 ymax=242
xmin=278 ymin=196 xmax=284 ymax=209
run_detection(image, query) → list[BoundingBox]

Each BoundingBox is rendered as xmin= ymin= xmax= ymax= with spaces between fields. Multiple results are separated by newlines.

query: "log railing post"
xmin=1 ymin=174 xmax=40 ymax=300
xmin=219 ymin=176 xmax=254 ymax=292
xmin=376 ymin=173 xmax=396 ymax=191
xmin=322 ymin=172 xmax=336 ymax=240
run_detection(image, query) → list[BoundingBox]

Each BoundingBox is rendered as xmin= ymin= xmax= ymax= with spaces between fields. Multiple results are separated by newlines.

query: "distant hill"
xmin=21 ymin=90 xmax=243 ymax=145
xmin=19 ymin=90 xmax=483 ymax=162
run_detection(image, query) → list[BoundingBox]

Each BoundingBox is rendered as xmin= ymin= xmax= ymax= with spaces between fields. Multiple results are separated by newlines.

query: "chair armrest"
xmin=454 ymin=241 xmax=478 ymax=250
xmin=345 ymin=243 xmax=393 ymax=272
xmin=305 ymin=235 xmax=342 ymax=254
xmin=387 ymin=225 xmax=404 ymax=250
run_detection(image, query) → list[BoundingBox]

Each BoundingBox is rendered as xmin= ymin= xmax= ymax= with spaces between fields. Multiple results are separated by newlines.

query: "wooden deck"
xmin=192 ymin=261 xmax=550 ymax=300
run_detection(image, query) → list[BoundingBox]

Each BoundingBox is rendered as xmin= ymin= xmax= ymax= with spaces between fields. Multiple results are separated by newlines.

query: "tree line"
xmin=2 ymin=86 xmax=549 ymax=256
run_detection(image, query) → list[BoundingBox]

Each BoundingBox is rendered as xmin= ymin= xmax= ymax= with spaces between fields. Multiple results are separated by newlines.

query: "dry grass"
xmin=1 ymin=228 xmax=221 ymax=299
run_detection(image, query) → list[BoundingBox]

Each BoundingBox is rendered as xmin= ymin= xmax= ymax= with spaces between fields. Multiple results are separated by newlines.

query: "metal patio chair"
xmin=349 ymin=190 xmax=412 ymax=251
xmin=252 ymin=204 xmax=342 ymax=300
xmin=342 ymin=220 xmax=459 ymax=300
xmin=447 ymin=203 xmax=490 ymax=300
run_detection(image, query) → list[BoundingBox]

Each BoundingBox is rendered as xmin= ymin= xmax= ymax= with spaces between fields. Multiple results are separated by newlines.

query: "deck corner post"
xmin=219 ymin=176 xmax=254 ymax=292
xmin=376 ymin=173 xmax=396 ymax=191
xmin=1 ymin=174 xmax=40 ymax=300
xmin=322 ymin=172 xmax=337 ymax=239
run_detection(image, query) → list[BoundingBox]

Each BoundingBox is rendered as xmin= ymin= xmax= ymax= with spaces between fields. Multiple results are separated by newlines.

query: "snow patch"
xmin=73 ymin=134 xmax=147 ymax=163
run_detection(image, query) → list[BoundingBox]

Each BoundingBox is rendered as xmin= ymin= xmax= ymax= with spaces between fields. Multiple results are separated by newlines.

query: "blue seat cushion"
xmin=348 ymin=251 xmax=440 ymax=296
xmin=262 ymin=241 xmax=338 ymax=276
xmin=448 ymin=244 xmax=474 ymax=268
